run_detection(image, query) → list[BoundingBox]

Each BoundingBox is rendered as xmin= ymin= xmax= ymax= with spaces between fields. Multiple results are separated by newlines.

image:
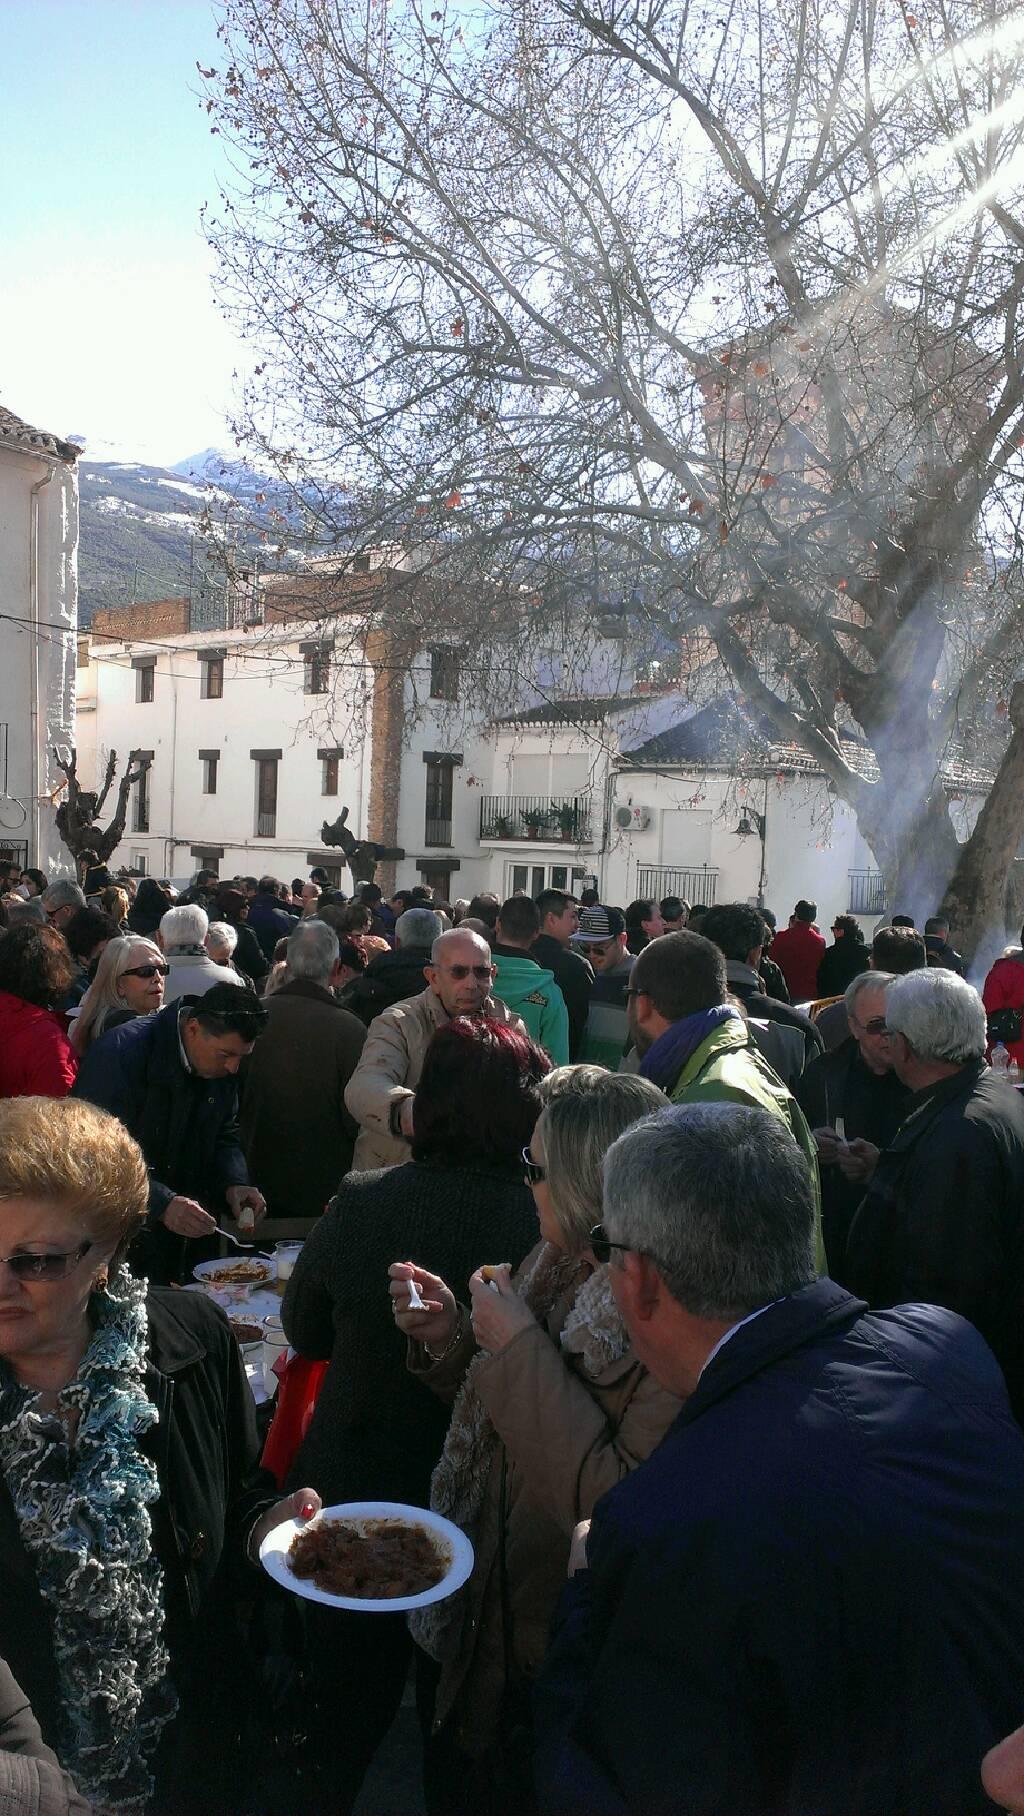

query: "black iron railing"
xmin=848 ymin=871 xmax=886 ymax=915
xmin=478 ymin=794 xmax=592 ymax=843
xmin=636 ymin=865 xmax=719 ymax=906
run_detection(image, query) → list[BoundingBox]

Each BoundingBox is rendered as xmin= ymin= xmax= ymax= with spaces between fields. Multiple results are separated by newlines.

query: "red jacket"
xmin=983 ymin=953 xmax=1024 ymax=1068
xmin=770 ymin=922 xmax=827 ymax=1003
xmin=0 ymin=993 xmax=77 ymax=1098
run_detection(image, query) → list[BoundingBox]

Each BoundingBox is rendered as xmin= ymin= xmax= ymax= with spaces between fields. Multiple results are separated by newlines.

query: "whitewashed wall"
xmin=0 ymin=445 xmax=77 ymax=876
xmin=86 ymin=625 xmax=373 ymax=882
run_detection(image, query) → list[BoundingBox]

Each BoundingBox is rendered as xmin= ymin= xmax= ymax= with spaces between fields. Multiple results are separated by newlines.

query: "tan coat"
xmin=344 ymin=987 xmax=526 ymax=1171
xmin=411 ymin=1249 xmax=682 ymax=1753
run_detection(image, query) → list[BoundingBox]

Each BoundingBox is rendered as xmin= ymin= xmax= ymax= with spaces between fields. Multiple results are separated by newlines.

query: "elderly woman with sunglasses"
xmin=0 ymin=1096 xmax=317 ymax=1815
xmin=390 ymin=1066 xmax=679 ymax=1814
xmin=69 ymin=937 xmax=168 ymax=1057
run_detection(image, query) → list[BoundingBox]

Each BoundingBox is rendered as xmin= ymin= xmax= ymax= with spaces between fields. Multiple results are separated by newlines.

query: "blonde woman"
xmin=69 ymin=937 xmax=167 ymax=1057
xmin=98 ymin=885 xmax=130 ymax=930
xmin=390 ymin=1066 xmax=681 ymax=1809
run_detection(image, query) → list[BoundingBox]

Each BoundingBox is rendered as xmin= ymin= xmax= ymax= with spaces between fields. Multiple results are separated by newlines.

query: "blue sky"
xmin=1 ymin=0 xmax=246 ymax=465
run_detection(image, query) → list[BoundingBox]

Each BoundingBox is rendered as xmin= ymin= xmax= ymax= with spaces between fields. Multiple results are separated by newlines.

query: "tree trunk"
xmin=940 ymin=683 xmax=1024 ymax=978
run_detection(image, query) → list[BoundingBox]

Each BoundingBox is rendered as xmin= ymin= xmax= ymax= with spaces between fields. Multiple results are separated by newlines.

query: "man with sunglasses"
xmin=536 ymin=1102 xmax=1024 ymax=1816
xmin=795 ymin=971 xmax=910 ymax=1277
xmin=572 ymin=904 xmax=635 ymax=1067
xmin=344 ymin=927 xmax=527 ymax=1170
xmin=73 ymin=981 xmax=268 ymax=1283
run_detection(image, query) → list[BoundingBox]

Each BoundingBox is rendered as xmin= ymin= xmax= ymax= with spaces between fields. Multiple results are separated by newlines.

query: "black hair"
xmin=184 ymin=982 xmax=268 ymax=1040
xmin=632 ymin=929 xmax=728 ymax=1019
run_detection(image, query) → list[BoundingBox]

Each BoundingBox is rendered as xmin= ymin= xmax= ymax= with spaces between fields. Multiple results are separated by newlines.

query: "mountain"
xmin=77 ymin=456 xmax=296 ymax=625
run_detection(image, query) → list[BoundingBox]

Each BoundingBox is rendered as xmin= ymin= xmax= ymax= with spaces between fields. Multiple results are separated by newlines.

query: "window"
xmin=254 ymin=756 xmax=279 ymax=837
xmin=420 ymin=866 xmax=454 ymax=898
xmin=191 ymin=849 xmax=222 ymax=878
xmin=429 ymin=648 xmax=460 ymax=702
xmin=352 ymin=553 xmax=371 ymax=574
xmin=136 ymin=662 xmax=155 ymax=704
xmin=200 ymin=752 xmax=219 ymax=796
xmin=303 ymin=644 xmax=331 ymax=695
xmin=424 ymin=757 xmax=455 ymax=846
xmin=129 ymin=852 xmax=148 ymax=876
xmin=322 ymin=755 xmax=339 ymax=796
xmin=201 ymin=656 xmax=224 ymax=699
xmin=132 ymin=764 xmax=150 ymax=833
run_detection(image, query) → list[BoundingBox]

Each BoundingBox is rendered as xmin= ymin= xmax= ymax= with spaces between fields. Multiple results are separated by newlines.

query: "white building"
xmin=0 ymin=405 xmax=78 ymax=876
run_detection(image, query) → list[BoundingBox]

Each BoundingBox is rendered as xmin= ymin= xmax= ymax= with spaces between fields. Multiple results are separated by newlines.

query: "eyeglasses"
xmin=441 ymin=964 xmax=493 ymax=981
xmin=0 ymin=1243 xmax=92 ymax=1282
xmin=589 ymin=1222 xmax=632 ymax=1264
xmin=122 ymin=963 xmax=169 ymax=979
xmin=522 ymin=1146 xmax=546 ymax=1185
xmin=855 ymin=1017 xmax=890 ymax=1036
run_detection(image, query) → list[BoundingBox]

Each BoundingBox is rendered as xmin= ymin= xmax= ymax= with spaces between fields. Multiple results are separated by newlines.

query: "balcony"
xmin=848 ymin=870 xmax=886 ymax=915
xmin=479 ymin=794 xmax=593 ymax=844
xmin=636 ymin=864 xmax=719 ymax=905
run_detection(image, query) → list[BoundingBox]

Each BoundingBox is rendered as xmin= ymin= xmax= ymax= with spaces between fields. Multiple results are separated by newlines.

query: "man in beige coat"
xmin=344 ymin=928 xmax=527 ymax=1170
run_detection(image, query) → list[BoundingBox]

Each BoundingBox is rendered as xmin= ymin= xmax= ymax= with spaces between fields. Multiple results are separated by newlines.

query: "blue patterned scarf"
xmin=638 ymin=1004 xmax=742 ymax=1090
xmin=0 ymin=1269 xmax=177 ymax=1810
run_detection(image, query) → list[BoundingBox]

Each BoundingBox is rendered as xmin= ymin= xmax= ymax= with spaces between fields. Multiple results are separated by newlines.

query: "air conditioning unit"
xmin=615 ymin=804 xmax=653 ymax=831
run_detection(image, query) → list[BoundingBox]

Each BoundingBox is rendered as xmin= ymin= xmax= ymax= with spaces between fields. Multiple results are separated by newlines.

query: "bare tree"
xmin=53 ymin=746 xmax=152 ymax=874
xmin=204 ymin=0 xmax=1024 ymax=962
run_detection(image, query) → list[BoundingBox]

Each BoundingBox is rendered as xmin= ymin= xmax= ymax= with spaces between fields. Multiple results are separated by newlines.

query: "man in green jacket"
xmin=490 ymin=895 xmax=570 ymax=1066
xmin=628 ymin=930 xmax=823 ymax=1263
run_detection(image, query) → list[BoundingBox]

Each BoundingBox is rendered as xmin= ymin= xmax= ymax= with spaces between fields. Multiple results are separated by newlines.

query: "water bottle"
xmin=992 ymin=1043 xmax=1010 ymax=1076
xmin=1008 ymin=1058 xmax=1022 ymax=1088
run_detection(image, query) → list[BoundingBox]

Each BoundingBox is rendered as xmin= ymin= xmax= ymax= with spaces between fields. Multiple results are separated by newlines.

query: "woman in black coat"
xmin=0 ymin=1097 xmax=314 ymax=1815
xmin=816 ymin=914 xmax=870 ymax=997
xmin=281 ymin=1017 xmax=550 ymax=1815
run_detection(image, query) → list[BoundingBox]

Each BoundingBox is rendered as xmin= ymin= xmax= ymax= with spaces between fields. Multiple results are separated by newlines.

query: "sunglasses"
xmin=0 ymin=1242 xmax=92 ymax=1282
xmin=589 ymin=1222 xmax=631 ymax=1264
xmin=122 ymin=963 xmax=169 ymax=979
xmin=522 ymin=1146 xmax=546 ymax=1185
xmin=441 ymin=964 xmax=493 ymax=981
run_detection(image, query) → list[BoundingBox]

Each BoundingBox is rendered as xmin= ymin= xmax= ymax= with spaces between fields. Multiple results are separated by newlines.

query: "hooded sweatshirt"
xmin=490 ymin=945 xmax=570 ymax=1065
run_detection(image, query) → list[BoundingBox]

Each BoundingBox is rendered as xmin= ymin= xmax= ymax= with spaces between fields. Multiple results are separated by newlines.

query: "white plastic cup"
xmin=274 ymin=1241 xmax=303 ymax=1284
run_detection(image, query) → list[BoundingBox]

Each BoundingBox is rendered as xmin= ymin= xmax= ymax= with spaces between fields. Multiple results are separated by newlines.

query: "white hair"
xmin=160 ymin=903 xmax=209 ymax=952
xmin=286 ymin=917 xmax=339 ymax=985
xmin=844 ymin=970 xmax=895 ymax=1015
xmin=885 ymin=968 xmax=986 ymax=1064
xmin=430 ymin=926 xmax=491 ymax=964
xmin=206 ymin=920 xmax=238 ymax=959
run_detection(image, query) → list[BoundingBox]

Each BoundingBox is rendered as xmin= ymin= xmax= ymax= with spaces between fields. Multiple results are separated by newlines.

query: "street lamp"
xmin=734 ymin=802 xmax=768 ymax=909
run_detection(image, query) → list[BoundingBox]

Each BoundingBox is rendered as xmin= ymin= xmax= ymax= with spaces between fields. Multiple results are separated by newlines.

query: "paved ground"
xmin=353 ymin=1692 xmax=426 ymax=1815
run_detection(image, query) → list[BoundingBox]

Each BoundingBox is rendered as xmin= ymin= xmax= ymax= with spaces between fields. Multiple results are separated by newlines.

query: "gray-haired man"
xmin=844 ymin=967 xmax=1024 ymax=1418
xmin=536 ymin=1100 xmax=1024 ymax=1816
xmin=240 ymin=918 xmax=367 ymax=1217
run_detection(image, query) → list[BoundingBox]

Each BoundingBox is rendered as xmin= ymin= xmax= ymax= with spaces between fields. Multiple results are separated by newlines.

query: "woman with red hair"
xmin=280 ymin=1017 xmax=549 ymax=1812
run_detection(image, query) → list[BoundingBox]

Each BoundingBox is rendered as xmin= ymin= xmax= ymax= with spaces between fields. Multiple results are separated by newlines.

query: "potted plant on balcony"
xmin=487 ymin=813 xmax=515 ymax=839
xmin=523 ymin=806 xmax=553 ymax=840
xmin=552 ymin=800 xmax=578 ymax=842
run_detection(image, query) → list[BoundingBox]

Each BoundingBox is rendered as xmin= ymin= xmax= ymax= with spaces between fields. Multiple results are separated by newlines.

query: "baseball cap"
xmin=574 ymin=904 xmax=625 ymax=943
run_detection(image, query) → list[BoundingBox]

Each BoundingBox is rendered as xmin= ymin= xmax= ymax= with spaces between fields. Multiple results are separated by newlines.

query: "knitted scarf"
xmin=410 ymin=1245 xmax=628 ymax=1662
xmin=0 ymin=1270 xmax=177 ymax=1811
xmin=638 ymin=1003 xmax=741 ymax=1090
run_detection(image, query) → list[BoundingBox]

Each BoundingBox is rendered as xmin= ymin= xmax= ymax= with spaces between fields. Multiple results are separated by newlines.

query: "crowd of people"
xmin=0 ymin=852 xmax=1023 ymax=1813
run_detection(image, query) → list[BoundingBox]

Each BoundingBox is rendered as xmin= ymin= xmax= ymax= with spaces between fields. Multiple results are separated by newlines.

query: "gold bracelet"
xmin=424 ymin=1305 xmax=465 ymax=1363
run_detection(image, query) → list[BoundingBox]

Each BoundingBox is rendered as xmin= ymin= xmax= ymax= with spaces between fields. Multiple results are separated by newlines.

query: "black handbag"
xmin=988 ymin=1006 xmax=1024 ymax=1045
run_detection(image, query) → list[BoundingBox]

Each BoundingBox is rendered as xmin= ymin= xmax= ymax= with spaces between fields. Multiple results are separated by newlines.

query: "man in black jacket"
xmin=533 ymin=889 xmax=593 ymax=1060
xmin=702 ymin=903 xmax=823 ymax=1077
xmin=338 ymin=907 xmax=443 ymax=1028
xmin=796 ymin=970 xmax=910 ymax=1277
xmin=845 ymin=968 xmax=1024 ymax=1418
xmin=536 ymin=1101 xmax=1024 ymax=1816
xmin=72 ymin=984 xmax=268 ymax=1282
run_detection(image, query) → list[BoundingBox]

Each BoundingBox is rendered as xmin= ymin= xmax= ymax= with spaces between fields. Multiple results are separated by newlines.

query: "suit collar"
xmin=678 ymin=1279 xmax=867 ymax=1425
xmin=888 ymin=1059 xmax=986 ymax=1151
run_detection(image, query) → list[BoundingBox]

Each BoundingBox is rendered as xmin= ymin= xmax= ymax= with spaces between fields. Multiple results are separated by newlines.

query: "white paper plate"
xmin=192 ymin=1256 xmax=275 ymax=1293
xmin=260 ymin=1501 xmax=474 ymax=1613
